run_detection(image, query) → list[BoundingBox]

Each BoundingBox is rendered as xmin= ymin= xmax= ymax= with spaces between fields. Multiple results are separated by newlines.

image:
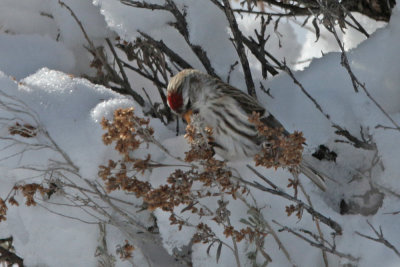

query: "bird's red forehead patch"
xmin=167 ymin=92 xmax=183 ymax=111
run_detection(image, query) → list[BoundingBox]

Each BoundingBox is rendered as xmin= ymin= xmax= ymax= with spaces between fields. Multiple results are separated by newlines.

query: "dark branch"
xmin=138 ymin=31 xmax=193 ymax=70
xmin=121 ymin=0 xmax=219 ymax=78
xmin=106 ymin=38 xmax=145 ymax=106
xmin=219 ymin=0 xmax=257 ymax=98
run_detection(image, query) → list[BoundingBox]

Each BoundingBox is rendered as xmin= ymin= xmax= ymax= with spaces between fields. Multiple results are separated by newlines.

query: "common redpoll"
xmin=167 ymin=69 xmax=328 ymax=191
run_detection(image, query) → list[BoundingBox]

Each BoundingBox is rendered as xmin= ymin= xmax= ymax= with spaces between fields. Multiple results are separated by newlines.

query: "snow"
xmin=0 ymin=0 xmax=113 ymax=77
xmin=298 ymin=13 xmax=387 ymax=70
xmin=238 ymin=15 xmax=302 ymax=69
xmin=0 ymin=0 xmax=399 ymax=267
xmin=94 ymin=0 xmax=174 ymax=40
xmin=4 ymin=203 xmax=98 ymax=267
xmin=0 ymin=34 xmax=75 ymax=80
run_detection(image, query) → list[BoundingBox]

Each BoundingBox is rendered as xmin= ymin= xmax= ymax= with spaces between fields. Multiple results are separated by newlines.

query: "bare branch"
xmin=218 ymin=0 xmax=257 ymax=98
xmin=258 ymin=0 xmax=395 ymax=22
xmin=316 ymin=0 xmax=400 ymax=131
xmin=273 ymin=220 xmax=358 ymax=262
xmin=121 ymin=0 xmax=219 ymax=78
xmin=138 ymin=31 xmax=193 ymax=70
xmin=240 ymin=167 xmax=343 ymax=234
xmin=105 ymin=38 xmax=145 ymax=106
xmin=59 ymin=0 xmax=145 ymax=106
xmin=297 ymin=179 xmax=329 ymax=266
xmin=355 ymin=221 xmax=400 ymax=258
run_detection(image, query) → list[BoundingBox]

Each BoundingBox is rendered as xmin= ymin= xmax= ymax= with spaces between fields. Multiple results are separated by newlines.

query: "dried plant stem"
xmin=36 ymin=202 xmax=99 ymax=224
xmin=297 ymin=180 xmax=329 ymax=267
xmin=58 ymin=0 xmax=145 ymax=106
xmin=219 ymin=0 xmax=256 ymax=98
xmin=227 ymin=215 xmax=242 ymax=267
xmin=273 ymin=220 xmax=358 ymax=262
xmin=355 ymin=221 xmax=400 ymax=258
xmin=264 ymin=219 xmax=295 ymax=266
xmin=244 ymin=166 xmax=342 ymax=234
xmin=215 ymin=179 xmax=241 ymax=267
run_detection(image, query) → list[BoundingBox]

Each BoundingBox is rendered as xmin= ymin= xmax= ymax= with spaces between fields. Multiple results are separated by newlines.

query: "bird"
xmin=166 ymin=69 xmax=328 ymax=191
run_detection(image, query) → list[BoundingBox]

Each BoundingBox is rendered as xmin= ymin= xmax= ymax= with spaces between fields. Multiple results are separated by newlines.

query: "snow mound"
xmin=0 ymin=35 xmax=75 ymax=79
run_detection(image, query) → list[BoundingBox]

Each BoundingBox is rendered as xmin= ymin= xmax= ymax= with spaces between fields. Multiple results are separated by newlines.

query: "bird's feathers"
xmin=167 ymin=69 xmax=329 ymax=191
xmin=217 ymin=81 xmax=266 ymax=116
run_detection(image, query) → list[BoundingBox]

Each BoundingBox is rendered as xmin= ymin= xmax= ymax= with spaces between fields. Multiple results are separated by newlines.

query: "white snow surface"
xmin=0 ymin=1 xmax=399 ymax=267
xmin=0 ymin=0 xmax=114 ymax=77
xmin=0 ymin=34 xmax=75 ymax=80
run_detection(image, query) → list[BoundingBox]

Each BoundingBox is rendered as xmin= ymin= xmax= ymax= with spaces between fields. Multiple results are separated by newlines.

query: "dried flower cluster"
xmin=98 ymin=159 xmax=151 ymax=195
xmin=184 ymin=123 xmax=214 ymax=162
xmin=12 ymin=184 xmax=49 ymax=206
xmin=249 ymin=112 xmax=305 ymax=170
xmin=0 ymin=183 xmax=51 ymax=222
xmin=99 ymin=108 xmax=155 ymax=196
xmin=224 ymin=225 xmax=266 ymax=243
xmin=285 ymin=204 xmax=303 ymax=219
xmin=8 ymin=122 xmax=37 ymax=138
xmin=193 ymin=218 xmax=267 ymax=247
xmin=101 ymin=107 xmax=154 ymax=161
xmin=146 ymin=169 xmax=193 ymax=211
xmin=0 ymin=198 xmax=7 ymax=222
xmin=99 ymin=108 xmax=275 ymax=261
xmin=99 ymin=108 xmax=245 ymax=208
xmin=192 ymin=223 xmax=215 ymax=244
xmin=116 ymin=240 xmax=135 ymax=260
xmin=0 ymin=123 xmax=49 ymax=222
xmin=183 ymin=115 xmax=244 ymax=197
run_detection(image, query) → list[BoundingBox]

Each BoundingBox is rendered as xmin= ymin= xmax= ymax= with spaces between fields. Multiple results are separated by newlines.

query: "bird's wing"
xmin=260 ymin=114 xmax=290 ymax=136
xmin=216 ymin=81 xmax=289 ymax=134
xmin=217 ymin=81 xmax=266 ymax=116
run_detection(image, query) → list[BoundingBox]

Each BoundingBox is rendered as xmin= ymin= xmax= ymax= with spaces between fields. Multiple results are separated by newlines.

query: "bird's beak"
xmin=183 ymin=110 xmax=193 ymax=124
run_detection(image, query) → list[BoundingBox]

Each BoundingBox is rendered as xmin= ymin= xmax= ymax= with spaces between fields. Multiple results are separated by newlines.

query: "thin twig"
xmin=121 ymin=0 xmax=218 ymax=78
xmin=317 ymin=0 xmax=400 ymax=131
xmin=138 ymin=31 xmax=193 ymax=70
xmin=242 ymin=168 xmax=342 ymax=234
xmin=355 ymin=220 xmax=400 ymax=258
xmin=106 ymin=38 xmax=145 ymax=106
xmin=273 ymin=220 xmax=358 ymax=262
xmin=297 ymin=180 xmax=329 ymax=267
xmin=59 ymin=0 xmax=145 ymax=106
xmin=263 ymin=219 xmax=295 ymax=266
xmin=246 ymin=165 xmax=277 ymax=189
xmin=219 ymin=0 xmax=257 ymax=98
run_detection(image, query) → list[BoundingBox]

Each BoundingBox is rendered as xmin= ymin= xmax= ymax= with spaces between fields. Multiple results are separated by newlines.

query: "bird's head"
xmin=167 ymin=69 xmax=202 ymax=123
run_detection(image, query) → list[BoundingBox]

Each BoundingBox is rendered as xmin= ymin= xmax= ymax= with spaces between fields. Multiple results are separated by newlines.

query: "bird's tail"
xmin=299 ymin=160 xmax=328 ymax=191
